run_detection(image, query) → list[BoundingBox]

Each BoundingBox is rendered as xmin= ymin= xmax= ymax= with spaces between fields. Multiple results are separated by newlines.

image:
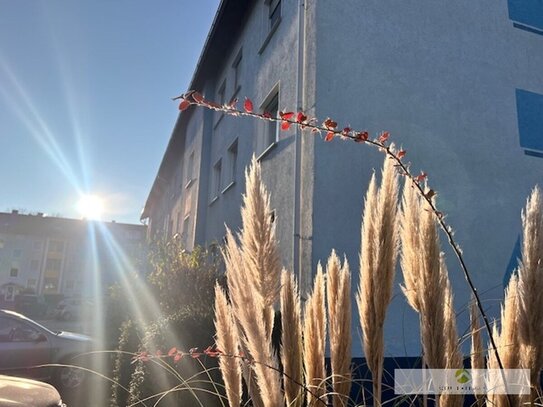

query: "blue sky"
xmin=0 ymin=0 xmax=220 ymax=224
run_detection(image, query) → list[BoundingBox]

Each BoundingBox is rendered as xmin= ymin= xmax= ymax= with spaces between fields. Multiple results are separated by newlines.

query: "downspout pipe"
xmin=293 ymin=0 xmax=305 ymax=289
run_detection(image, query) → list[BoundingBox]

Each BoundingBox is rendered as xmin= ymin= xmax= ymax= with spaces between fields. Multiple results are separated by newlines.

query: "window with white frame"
xmin=232 ymin=50 xmax=242 ymax=95
xmin=186 ymin=151 xmax=195 ymax=187
xmin=211 ymin=159 xmax=222 ymax=201
xmin=218 ymin=80 xmax=226 ymax=106
xmin=181 ymin=216 xmax=190 ymax=248
xmin=226 ymin=139 xmax=238 ymax=188
xmin=176 ymin=211 xmax=183 ymax=235
xmin=258 ymin=90 xmax=279 ymax=156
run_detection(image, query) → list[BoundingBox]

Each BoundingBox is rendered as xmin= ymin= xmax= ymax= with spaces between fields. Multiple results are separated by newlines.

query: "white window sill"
xmin=257 ymin=141 xmax=278 ymax=162
xmin=221 ymin=181 xmax=235 ymax=194
xmin=209 ymin=196 xmax=219 ymax=206
xmin=185 ymin=178 xmax=194 ymax=189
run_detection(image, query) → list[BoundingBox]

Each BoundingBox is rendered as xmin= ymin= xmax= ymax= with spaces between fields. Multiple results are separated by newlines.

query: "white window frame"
xmin=224 ymin=139 xmax=238 ymax=193
xmin=185 ymin=151 xmax=195 ymax=188
xmin=211 ymin=158 xmax=222 ymax=203
xmin=257 ymin=84 xmax=280 ymax=159
xmin=232 ymin=50 xmax=242 ymax=96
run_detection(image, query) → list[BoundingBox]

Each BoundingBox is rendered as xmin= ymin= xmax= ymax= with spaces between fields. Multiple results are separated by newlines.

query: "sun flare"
xmin=77 ymin=194 xmax=105 ymax=220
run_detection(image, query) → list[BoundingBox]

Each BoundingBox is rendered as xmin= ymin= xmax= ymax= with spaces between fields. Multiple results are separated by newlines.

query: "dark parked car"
xmin=54 ymin=298 xmax=93 ymax=321
xmin=0 ymin=309 xmax=92 ymax=390
xmin=0 ymin=374 xmax=65 ymax=406
xmin=15 ymin=294 xmax=49 ymax=319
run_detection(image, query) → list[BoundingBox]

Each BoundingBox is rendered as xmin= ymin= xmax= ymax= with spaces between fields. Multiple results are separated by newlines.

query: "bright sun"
xmin=77 ymin=194 xmax=105 ymax=220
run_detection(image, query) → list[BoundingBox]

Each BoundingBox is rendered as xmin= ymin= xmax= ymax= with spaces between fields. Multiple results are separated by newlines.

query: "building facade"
xmin=141 ymin=0 xmax=543 ymax=355
xmin=0 ymin=211 xmax=147 ymax=308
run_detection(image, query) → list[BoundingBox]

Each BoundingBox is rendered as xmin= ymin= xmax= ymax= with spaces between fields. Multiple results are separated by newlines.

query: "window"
xmin=218 ymin=80 xmax=226 ymax=106
xmin=30 ymin=259 xmax=39 ymax=271
xmin=516 ymin=89 xmax=543 ymax=158
xmin=13 ymin=249 xmax=22 ymax=258
xmin=172 ymin=212 xmax=179 ymax=235
xmin=33 ymin=241 xmax=42 ymax=250
xmin=269 ymin=0 xmax=281 ymax=29
xmin=260 ymin=0 xmax=282 ymax=53
xmin=211 ymin=159 xmax=222 ymax=202
xmin=181 ymin=216 xmax=190 ymax=248
xmin=27 ymin=278 xmax=37 ymax=288
xmin=10 ymin=268 xmax=18 ymax=278
xmin=258 ymin=89 xmax=279 ymax=157
xmin=43 ymin=278 xmax=58 ymax=293
xmin=48 ymin=240 xmax=64 ymax=253
xmin=186 ymin=151 xmax=195 ymax=187
xmin=0 ymin=318 xmax=41 ymax=342
xmin=225 ymin=139 xmax=238 ymax=189
xmin=0 ymin=239 xmax=4 ymax=249
xmin=232 ymin=50 xmax=242 ymax=95
xmin=45 ymin=258 xmax=62 ymax=272
xmin=65 ymin=280 xmax=74 ymax=289
xmin=508 ymin=0 xmax=543 ymax=34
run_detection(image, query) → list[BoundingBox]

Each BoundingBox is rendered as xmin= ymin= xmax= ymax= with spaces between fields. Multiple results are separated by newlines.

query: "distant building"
xmin=0 ymin=210 xmax=147 ymax=308
xmin=141 ymin=0 xmax=543 ymax=355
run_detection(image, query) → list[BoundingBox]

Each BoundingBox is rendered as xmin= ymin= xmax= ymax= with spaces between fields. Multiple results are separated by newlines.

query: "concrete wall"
xmin=187 ymin=0 xmax=304 ymax=271
xmin=313 ymin=0 xmax=543 ymax=356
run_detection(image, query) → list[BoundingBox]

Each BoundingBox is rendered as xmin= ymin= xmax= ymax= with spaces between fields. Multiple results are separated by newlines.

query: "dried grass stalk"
xmin=358 ymin=153 xmax=399 ymax=406
xmin=400 ymin=177 xmax=464 ymax=407
xmin=326 ymin=251 xmax=352 ymax=407
xmin=487 ymin=275 xmax=520 ymax=407
xmin=441 ymin=257 xmax=464 ymax=407
xmin=280 ymin=270 xmax=303 ymax=407
xmin=399 ymin=178 xmax=421 ymax=312
xmin=221 ymin=157 xmax=283 ymax=407
xmin=303 ymin=266 xmax=327 ymax=407
xmin=517 ymin=186 xmax=543 ymax=403
xmin=214 ymin=284 xmax=242 ymax=407
xmin=240 ymin=157 xmax=282 ymax=337
xmin=469 ymin=296 xmax=485 ymax=407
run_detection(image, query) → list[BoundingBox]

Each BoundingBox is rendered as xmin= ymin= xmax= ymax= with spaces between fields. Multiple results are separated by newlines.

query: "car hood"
xmin=0 ymin=375 xmax=63 ymax=406
xmin=56 ymin=331 xmax=92 ymax=342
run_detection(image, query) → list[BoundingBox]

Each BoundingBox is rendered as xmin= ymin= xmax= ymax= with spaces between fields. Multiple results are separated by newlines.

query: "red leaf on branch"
xmin=324 ymin=118 xmax=338 ymax=129
xmin=415 ymin=172 xmax=427 ymax=183
xmin=168 ymin=347 xmax=177 ymax=357
xmin=296 ymin=112 xmax=307 ymax=123
xmin=179 ymin=99 xmax=190 ymax=111
xmin=281 ymin=120 xmax=291 ymax=130
xmin=155 ymin=350 xmax=162 ymax=357
xmin=244 ymin=98 xmax=253 ymax=112
xmin=378 ymin=131 xmax=390 ymax=143
xmin=192 ymin=92 xmax=204 ymax=104
xmin=133 ymin=351 xmax=150 ymax=363
xmin=398 ymin=150 xmax=406 ymax=159
xmin=280 ymin=111 xmax=294 ymax=120
xmin=354 ymin=131 xmax=369 ymax=142
xmin=342 ymin=127 xmax=351 ymax=135
xmin=174 ymin=353 xmax=183 ymax=363
xmin=324 ymin=131 xmax=335 ymax=142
